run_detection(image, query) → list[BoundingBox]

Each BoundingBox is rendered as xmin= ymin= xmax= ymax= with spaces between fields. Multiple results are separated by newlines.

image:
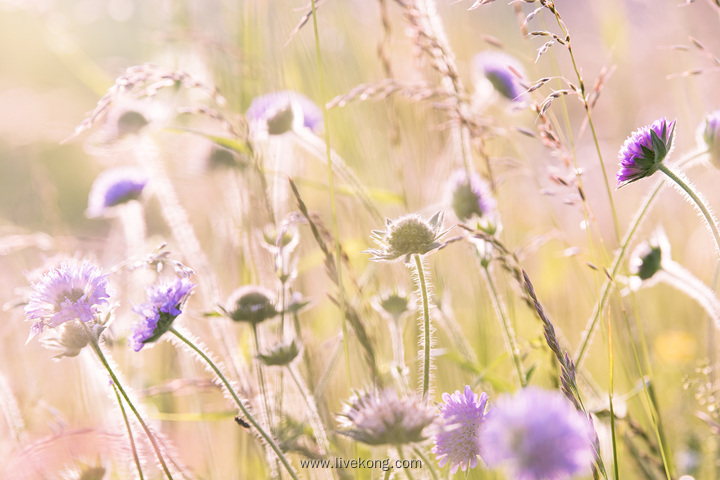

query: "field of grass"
xmin=2 ymin=1 xmax=720 ymax=479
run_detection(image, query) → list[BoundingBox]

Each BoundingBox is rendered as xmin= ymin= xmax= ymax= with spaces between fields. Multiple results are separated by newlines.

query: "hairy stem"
xmin=83 ymin=325 xmax=174 ymax=479
xmin=658 ymin=163 xmax=720 ymax=256
xmin=169 ymin=327 xmax=300 ymax=480
xmin=413 ymin=254 xmax=433 ymax=398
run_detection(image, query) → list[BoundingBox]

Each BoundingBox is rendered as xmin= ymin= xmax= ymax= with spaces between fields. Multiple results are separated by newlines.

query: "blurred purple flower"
xmin=617 ymin=117 xmax=675 ymax=188
xmin=337 ymin=388 xmax=436 ymax=446
xmin=87 ymin=167 xmax=148 ymax=218
xmin=701 ymin=110 xmax=720 ymax=165
xmin=432 ymin=385 xmax=488 ymax=474
xmin=480 ymin=387 xmax=595 ymax=480
xmin=130 ymin=277 xmax=195 ymax=351
xmin=449 ymin=170 xmax=496 ymax=222
xmin=246 ymin=91 xmax=323 ymax=134
xmin=25 ymin=261 xmax=111 ymax=340
xmin=472 ymin=51 xmax=526 ymax=102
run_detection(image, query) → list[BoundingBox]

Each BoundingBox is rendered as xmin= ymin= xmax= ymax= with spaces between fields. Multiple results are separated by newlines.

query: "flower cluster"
xmin=130 ymin=276 xmax=196 ymax=351
xmin=337 ymin=389 xmax=436 ymax=446
xmin=432 ymin=386 xmax=488 ymax=474
xmin=616 ymin=117 xmax=676 ymax=188
xmin=25 ymin=261 xmax=111 ymax=340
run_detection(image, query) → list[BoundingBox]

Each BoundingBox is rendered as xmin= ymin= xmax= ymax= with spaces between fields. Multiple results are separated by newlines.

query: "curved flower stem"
xmin=168 ymin=327 xmax=300 ymax=480
xmin=413 ymin=254 xmax=432 ymax=399
xmin=112 ymin=382 xmax=145 ymax=480
xmin=82 ymin=325 xmax=174 ymax=479
xmin=483 ymin=265 xmax=526 ymax=387
xmin=658 ymin=163 xmax=720 ymax=255
xmin=574 ymin=150 xmax=709 ymax=368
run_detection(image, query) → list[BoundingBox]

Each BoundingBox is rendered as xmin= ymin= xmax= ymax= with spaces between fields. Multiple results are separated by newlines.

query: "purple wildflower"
xmin=337 ymin=389 xmax=436 ymax=446
xmin=449 ymin=170 xmax=496 ymax=222
xmin=25 ymin=261 xmax=111 ymax=340
xmin=617 ymin=117 xmax=676 ymax=188
xmin=87 ymin=167 xmax=148 ymax=218
xmin=130 ymin=277 xmax=195 ymax=351
xmin=480 ymin=387 xmax=595 ymax=480
xmin=700 ymin=110 xmax=720 ymax=164
xmin=472 ymin=51 xmax=526 ymax=102
xmin=432 ymin=386 xmax=489 ymax=474
xmin=246 ymin=91 xmax=323 ymax=134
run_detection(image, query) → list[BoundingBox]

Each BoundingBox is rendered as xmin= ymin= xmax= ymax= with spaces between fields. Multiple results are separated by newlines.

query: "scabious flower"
xmin=699 ymin=110 xmax=720 ymax=166
xmin=449 ymin=170 xmax=496 ymax=223
xmin=337 ymin=389 xmax=436 ymax=446
xmin=372 ymin=291 xmax=411 ymax=322
xmin=25 ymin=261 xmax=111 ymax=340
xmin=617 ymin=117 xmax=676 ymax=188
xmin=246 ymin=91 xmax=323 ymax=135
xmin=432 ymin=386 xmax=489 ymax=474
xmin=130 ymin=276 xmax=195 ymax=351
xmin=86 ymin=167 xmax=148 ymax=218
xmin=366 ymin=211 xmax=448 ymax=263
xmin=480 ymin=387 xmax=595 ymax=480
xmin=472 ymin=51 xmax=526 ymax=102
xmin=258 ymin=339 xmax=301 ymax=367
xmin=225 ymin=285 xmax=278 ymax=324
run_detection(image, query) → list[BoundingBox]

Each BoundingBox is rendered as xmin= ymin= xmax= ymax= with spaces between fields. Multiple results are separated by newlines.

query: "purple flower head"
xmin=87 ymin=167 xmax=148 ymax=218
xmin=480 ymin=387 xmax=595 ymax=480
xmin=617 ymin=117 xmax=676 ymax=188
xmin=246 ymin=91 xmax=323 ymax=135
xmin=337 ymin=388 xmax=437 ymax=446
xmin=25 ymin=261 xmax=111 ymax=340
xmin=700 ymin=110 xmax=720 ymax=165
xmin=432 ymin=386 xmax=489 ymax=474
xmin=472 ymin=51 xmax=526 ymax=102
xmin=130 ymin=277 xmax=195 ymax=351
xmin=449 ymin=170 xmax=496 ymax=222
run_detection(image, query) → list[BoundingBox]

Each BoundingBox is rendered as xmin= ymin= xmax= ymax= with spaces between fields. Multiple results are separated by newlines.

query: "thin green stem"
xmin=112 ymin=383 xmax=145 ymax=480
xmin=82 ymin=325 xmax=174 ymax=479
xmin=548 ymin=6 xmax=620 ymax=243
xmin=574 ymin=150 xmax=709 ymax=368
xmin=287 ymin=364 xmax=330 ymax=459
xmin=658 ymin=163 xmax=720 ymax=255
xmin=412 ymin=446 xmax=439 ymax=480
xmin=483 ymin=266 xmax=526 ymax=387
xmin=396 ymin=445 xmax=414 ymax=480
xmin=251 ymin=323 xmax=272 ymax=426
xmin=169 ymin=327 xmax=301 ymax=480
xmin=414 ymin=254 xmax=432 ymax=398
xmin=309 ymin=0 xmax=352 ymax=388
xmin=607 ymin=317 xmax=619 ymax=480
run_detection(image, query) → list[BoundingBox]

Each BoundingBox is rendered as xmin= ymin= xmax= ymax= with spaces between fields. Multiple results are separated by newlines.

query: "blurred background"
xmin=2 ymin=0 xmax=720 ymax=478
